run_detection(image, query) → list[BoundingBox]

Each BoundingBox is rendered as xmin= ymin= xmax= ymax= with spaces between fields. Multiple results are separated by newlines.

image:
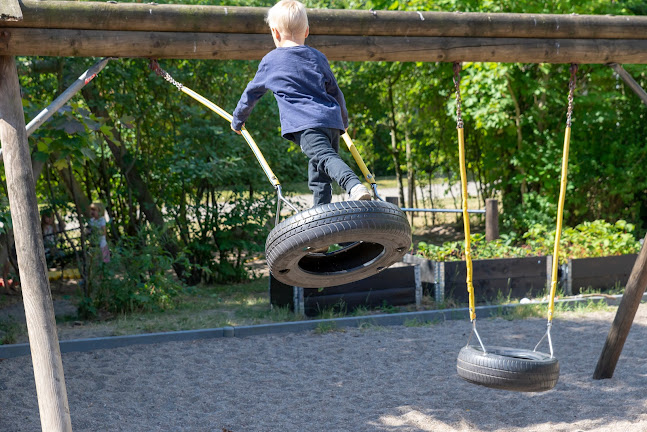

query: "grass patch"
xmin=0 ymin=319 xmax=22 ymax=345
xmin=1 ymin=272 xmax=620 ymax=344
xmin=497 ymin=304 xmax=546 ymax=320
xmin=403 ymin=318 xmax=435 ymax=327
xmin=487 ymin=296 xmax=613 ymax=322
xmin=42 ymin=277 xmax=299 ymax=340
xmin=314 ymin=321 xmax=343 ymax=334
xmin=357 ymin=321 xmax=384 ymax=332
xmin=555 ymin=298 xmax=612 ymax=314
xmin=107 ymin=277 xmax=300 ymax=334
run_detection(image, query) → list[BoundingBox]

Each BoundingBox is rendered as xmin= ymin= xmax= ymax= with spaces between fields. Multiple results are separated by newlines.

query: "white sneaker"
xmin=347 ymin=184 xmax=371 ymax=201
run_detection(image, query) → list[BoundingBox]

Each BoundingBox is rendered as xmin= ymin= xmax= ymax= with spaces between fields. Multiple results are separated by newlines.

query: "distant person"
xmin=88 ymin=202 xmax=111 ymax=263
xmin=231 ymin=0 xmax=371 ymax=207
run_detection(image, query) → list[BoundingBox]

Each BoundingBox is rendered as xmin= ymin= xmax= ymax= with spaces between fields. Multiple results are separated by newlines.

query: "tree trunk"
xmin=56 ymin=158 xmax=91 ymax=216
xmin=81 ymin=86 xmax=187 ymax=280
xmin=390 ymin=127 xmax=405 ymax=207
xmin=405 ymin=129 xmax=415 ymax=225
xmin=387 ymin=82 xmax=405 ymax=207
xmin=506 ymin=75 xmax=527 ymax=200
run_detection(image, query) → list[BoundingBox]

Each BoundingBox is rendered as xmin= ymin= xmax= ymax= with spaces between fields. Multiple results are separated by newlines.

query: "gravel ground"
xmin=2 ymin=304 xmax=647 ymax=432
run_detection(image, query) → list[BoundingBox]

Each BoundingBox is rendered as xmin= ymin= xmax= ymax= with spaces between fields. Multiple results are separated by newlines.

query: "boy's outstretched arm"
xmin=231 ymin=61 xmax=269 ymax=133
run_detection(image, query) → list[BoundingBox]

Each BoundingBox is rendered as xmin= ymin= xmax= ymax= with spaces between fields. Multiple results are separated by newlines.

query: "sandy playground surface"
xmin=1 ymin=303 xmax=647 ymax=432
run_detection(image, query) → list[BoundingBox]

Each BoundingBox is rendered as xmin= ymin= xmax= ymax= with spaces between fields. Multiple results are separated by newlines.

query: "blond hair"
xmin=89 ymin=202 xmax=105 ymax=215
xmin=266 ymin=0 xmax=308 ymax=37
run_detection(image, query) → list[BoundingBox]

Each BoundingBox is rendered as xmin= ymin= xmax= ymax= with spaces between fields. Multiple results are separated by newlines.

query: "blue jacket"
xmin=231 ymin=45 xmax=349 ymax=139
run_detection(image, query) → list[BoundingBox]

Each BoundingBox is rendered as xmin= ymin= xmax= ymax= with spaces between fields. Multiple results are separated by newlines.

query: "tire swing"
xmin=453 ymin=63 xmax=578 ymax=392
xmin=150 ymin=61 xmax=411 ymax=289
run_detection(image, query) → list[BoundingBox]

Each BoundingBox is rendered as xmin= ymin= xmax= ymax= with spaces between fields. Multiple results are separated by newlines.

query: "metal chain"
xmin=453 ymin=62 xmax=464 ymax=129
xmin=566 ymin=63 xmax=578 ymax=127
xmin=149 ymin=59 xmax=183 ymax=91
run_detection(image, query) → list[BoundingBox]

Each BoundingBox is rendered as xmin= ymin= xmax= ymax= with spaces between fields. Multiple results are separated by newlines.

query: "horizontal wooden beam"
xmin=6 ymin=1 xmax=647 ymax=40
xmin=2 ymin=29 xmax=647 ymax=64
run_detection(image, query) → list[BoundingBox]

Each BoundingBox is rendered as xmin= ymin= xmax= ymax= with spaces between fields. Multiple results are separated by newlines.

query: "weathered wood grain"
xmin=2 ymin=29 xmax=647 ymax=63
xmin=0 ymin=55 xmax=72 ymax=432
xmin=7 ymin=1 xmax=647 ymax=40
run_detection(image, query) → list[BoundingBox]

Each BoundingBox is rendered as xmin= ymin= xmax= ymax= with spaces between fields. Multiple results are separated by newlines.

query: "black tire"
xmin=266 ymin=200 xmax=411 ymax=288
xmin=457 ymin=345 xmax=560 ymax=392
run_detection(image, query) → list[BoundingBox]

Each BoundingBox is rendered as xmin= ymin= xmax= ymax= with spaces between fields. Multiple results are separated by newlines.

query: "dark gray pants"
xmin=293 ymin=128 xmax=361 ymax=207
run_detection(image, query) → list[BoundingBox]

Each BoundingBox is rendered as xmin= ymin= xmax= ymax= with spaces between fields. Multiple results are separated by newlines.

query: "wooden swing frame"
xmin=2 ymin=1 xmax=647 ymax=430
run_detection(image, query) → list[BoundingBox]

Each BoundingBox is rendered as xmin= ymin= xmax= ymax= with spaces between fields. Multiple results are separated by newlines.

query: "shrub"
xmin=183 ymin=190 xmax=274 ymax=285
xmin=78 ymin=226 xmax=182 ymax=318
xmin=417 ymin=219 xmax=641 ymax=262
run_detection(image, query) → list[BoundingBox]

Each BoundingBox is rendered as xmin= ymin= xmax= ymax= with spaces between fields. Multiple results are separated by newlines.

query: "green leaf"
xmin=37 ymin=141 xmax=49 ymax=153
xmin=32 ymin=151 xmax=50 ymax=163
xmin=53 ymin=158 xmax=68 ymax=171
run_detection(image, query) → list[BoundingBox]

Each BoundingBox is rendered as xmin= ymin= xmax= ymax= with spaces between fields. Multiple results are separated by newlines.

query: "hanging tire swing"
xmin=150 ymin=61 xmax=411 ymax=288
xmin=266 ymin=200 xmax=411 ymax=288
xmin=453 ymin=63 xmax=578 ymax=392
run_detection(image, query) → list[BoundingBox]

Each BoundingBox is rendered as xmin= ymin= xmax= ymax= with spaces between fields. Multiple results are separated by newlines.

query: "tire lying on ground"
xmin=456 ymin=345 xmax=560 ymax=392
xmin=266 ymin=200 xmax=412 ymax=288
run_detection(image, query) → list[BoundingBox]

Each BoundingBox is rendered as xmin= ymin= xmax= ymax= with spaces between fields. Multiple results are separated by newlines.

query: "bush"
xmin=416 ymin=219 xmax=641 ymax=262
xmin=78 ymin=226 xmax=182 ymax=318
xmin=183 ymin=190 xmax=275 ymax=285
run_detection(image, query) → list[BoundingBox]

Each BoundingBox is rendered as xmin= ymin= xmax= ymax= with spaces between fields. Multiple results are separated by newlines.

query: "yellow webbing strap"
xmin=547 ymin=127 xmax=570 ymax=322
xmin=458 ymin=127 xmax=476 ymax=322
xmin=453 ymin=63 xmax=476 ymax=322
xmin=180 ymin=87 xmax=280 ymax=189
xmin=341 ymin=133 xmax=376 ymax=185
xmin=547 ymin=64 xmax=577 ymax=323
xmin=149 ymin=60 xmax=280 ymax=188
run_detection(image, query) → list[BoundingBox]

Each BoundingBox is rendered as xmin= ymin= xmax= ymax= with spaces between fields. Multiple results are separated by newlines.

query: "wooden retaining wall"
xmin=566 ymin=254 xmax=638 ymax=295
xmin=405 ymin=253 xmax=639 ymax=302
xmin=404 ymin=254 xmax=551 ymax=303
xmin=269 ymin=265 xmax=421 ymax=317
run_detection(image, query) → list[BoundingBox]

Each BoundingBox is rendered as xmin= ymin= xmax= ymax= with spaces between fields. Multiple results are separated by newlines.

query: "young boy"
xmin=231 ymin=0 xmax=371 ymax=207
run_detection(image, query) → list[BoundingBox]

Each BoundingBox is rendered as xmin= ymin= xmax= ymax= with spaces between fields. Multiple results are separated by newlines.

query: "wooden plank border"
xmin=568 ymin=254 xmax=638 ymax=294
xmin=404 ymin=254 xmax=553 ymax=303
xmin=270 ymin=265 xmax=421 ymax=317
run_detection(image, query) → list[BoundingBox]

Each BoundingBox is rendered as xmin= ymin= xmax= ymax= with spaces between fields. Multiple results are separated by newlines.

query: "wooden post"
xmin=0 ymin=55 xmax=73 ymax=431
xmin=385 ymin=196 xmax=401 ymax=206
xmin=593 ymin=233 xmax=647 ymax=379
xmin=485 ymin=198 xmax=499 ymax=241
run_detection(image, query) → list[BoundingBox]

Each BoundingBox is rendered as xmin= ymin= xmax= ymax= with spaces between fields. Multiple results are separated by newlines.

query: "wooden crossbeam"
xmin=7 ymin=1 xmax=647 ymax=39
xmin=2 ymin=29 xmax=647 ymax=64
xmin=4 ymin=2 xmax=647 ymax=63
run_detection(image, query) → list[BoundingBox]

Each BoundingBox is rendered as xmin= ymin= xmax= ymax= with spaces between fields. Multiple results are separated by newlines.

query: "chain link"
xmin=453 ymin=62 xmax=464 ymax=129
xmin=149 ymin=59 xmax=183 ymax=91
xmin=566 ymin=63 xmax=578 ymax=128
